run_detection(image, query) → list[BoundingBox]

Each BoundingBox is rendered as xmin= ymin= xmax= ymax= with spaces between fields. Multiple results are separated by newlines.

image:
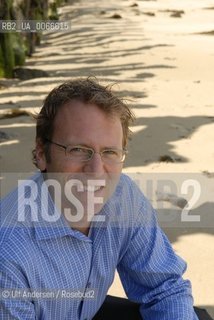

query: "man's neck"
xmin=66 ymin=218 xmax=91 ymax=236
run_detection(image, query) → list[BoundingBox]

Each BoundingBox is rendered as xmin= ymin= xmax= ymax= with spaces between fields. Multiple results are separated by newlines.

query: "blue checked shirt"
xmin=0 ymin=173 xmax=199 ymax=320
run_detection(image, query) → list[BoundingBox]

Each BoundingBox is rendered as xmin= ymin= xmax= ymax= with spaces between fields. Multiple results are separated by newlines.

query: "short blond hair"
xmin=33 ymin=77 xmax=135 ymax=167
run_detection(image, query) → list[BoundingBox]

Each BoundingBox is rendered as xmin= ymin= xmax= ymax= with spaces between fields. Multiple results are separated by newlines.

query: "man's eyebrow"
xmin=65 ymin=142 xmax=121 ymax=150
xmin=102 ymin=146 xmax=122 ymax=150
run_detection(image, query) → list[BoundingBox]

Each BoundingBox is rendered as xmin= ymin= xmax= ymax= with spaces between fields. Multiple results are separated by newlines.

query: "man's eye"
xmin=103 ymin=150 xmax=118 ymax=157
xmin=70 ymin=147 xmax=85 ymax=153
xmin=67 ymin=147 xmax=89 ymax=155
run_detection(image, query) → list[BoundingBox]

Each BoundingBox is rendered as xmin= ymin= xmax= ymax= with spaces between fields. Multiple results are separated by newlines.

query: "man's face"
xmin=36 ymin=100 xmax=124 ymax=226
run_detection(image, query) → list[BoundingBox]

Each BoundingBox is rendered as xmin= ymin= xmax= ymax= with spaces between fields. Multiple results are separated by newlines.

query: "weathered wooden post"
xmin=0 ymin=0 xmax=15 ymax=77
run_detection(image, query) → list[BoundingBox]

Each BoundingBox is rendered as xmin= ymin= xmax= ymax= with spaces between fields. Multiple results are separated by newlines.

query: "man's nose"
xmin=83 ymin=152 xmax=105 ymax=175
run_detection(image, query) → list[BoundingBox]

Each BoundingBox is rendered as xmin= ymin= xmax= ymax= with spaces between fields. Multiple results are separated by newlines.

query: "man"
xmin=0 ymin=78 xmax=208 ymax=319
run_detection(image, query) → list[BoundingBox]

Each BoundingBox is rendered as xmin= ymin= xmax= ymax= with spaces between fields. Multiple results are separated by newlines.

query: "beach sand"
xmin=0 ymin=0 xmax=214 ymax=316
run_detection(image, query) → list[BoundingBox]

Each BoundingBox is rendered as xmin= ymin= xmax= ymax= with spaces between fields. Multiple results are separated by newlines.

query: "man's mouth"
xmin=83 ymin=185 xmax=105 ymax=192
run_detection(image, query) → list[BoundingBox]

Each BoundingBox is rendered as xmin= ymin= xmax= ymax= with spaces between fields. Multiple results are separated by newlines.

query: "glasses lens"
xmin=66 ymin=146 xmax=93 ymax=161
xmin=65 ymin=146 xmax=126 ymax=163
xmin=102 ymin=149 xmax=125 ymax=163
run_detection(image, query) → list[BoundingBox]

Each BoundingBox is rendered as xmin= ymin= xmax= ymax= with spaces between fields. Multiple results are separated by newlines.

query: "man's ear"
xmin=35 ymin=139 xmax=47 ymax=171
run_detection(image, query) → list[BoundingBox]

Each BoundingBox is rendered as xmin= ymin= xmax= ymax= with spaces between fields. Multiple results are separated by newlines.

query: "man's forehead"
xmin=54 ymin=100 xmax=120 ymax=123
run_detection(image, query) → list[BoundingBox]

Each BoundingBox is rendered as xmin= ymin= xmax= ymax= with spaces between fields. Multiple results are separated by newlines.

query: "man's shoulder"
xmin=118 ymin=172 xmax=136 ymax=188
xmin=110 ymin=173 xmax=147 ymax=211
xmin=0 ymin=220 xmax=34 ymax=273
xmin=114 ymin=173 xmax=154 ymax=217
xmin=0 ymin=195 xmax=33 ymax=251
xmin=116 ymin=173 xmax=143 ymax=198
xmin=0 ymin=173 xmax=40 ymax=248
xmin=1 ymin=172 xmax=42 ymax=202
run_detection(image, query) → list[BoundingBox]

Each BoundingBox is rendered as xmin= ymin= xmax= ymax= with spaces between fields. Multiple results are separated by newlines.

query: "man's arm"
xmin=0 ymin=259 xmax=36 ymax=320
xmin=117 ymin=198 xmax=199 ymax=320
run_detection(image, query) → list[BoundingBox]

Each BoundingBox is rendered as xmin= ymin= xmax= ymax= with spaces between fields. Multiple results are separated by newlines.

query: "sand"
xmin=0 ymin=0 xmax=214 ymax=316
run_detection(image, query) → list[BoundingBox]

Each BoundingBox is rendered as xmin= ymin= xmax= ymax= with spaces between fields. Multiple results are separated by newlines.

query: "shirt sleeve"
xmin=0 ymin=258 xmax=36 ymax=320
xmin=117 ymin=192 xmax=199 ymax=320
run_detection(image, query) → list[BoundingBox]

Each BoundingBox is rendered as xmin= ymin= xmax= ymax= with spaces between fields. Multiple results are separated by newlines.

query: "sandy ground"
xmin=0 ymin=0 xmax=214 ymax=317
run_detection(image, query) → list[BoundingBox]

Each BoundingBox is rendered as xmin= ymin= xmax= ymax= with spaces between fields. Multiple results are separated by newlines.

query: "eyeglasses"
xmin=46 ymin=139 xmax=127 ymax=164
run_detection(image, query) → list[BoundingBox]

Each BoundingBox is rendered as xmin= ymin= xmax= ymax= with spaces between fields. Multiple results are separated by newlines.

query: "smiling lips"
xmin=83 ymin=185 xmax=105 ymax=192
